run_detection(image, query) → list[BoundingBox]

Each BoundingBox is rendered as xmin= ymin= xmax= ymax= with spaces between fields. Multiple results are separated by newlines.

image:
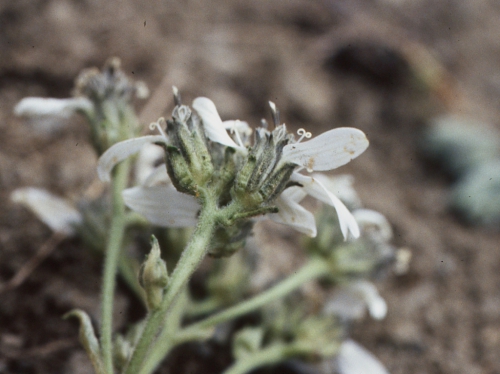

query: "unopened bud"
xmin=139 ymin=235 xmax=169 ymax=310
xmin=113 ymin=334 xmax=132 ymax=372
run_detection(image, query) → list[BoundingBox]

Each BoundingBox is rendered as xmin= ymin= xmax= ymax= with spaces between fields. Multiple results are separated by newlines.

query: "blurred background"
xmin=1 ymin=0 xmax=500 ymax=373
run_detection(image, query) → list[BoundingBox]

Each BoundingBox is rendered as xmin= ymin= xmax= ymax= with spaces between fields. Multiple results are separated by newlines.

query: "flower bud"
xmin=74 ymin=57 xmax=145 ymax=154
xmin=113 ymin=334 xmax=132 ymax=372
xmin=164 ymin=107 xmax=214 ymax=195
xmin=139 ymin=235 xmax=169 ymax=310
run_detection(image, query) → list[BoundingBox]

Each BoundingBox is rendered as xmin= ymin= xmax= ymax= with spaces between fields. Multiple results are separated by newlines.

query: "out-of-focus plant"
xmin=423 ymin=115 xmax=500 ymax=226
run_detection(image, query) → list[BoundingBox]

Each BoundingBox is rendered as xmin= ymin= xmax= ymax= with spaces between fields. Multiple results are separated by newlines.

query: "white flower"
xmin=14 ymin=97 xmax=93 ymax=119
xmin=123 ymin=184 xmax=199 ymax=228
xmin=269 ymin=186 xmax=316 ymax=236
xmin=324 ymin=280 xmax=387 ymax=320
xmin=134 ymin=143 xmax=165 ymax=186
xmin=11 ymin=187 xmax=82 ymax=236
xmin=289 ymin=172 xmax=360 ymax=239
xmin=97 ymin=135 xmax=166 ymax=182
xmin=334 ymin=340 xmax=389 ymax=374
xmin=192 ymin=98 xmax=368 ymax=239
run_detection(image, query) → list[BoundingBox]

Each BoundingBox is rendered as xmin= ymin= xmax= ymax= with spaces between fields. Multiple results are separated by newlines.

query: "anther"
xmin=297 ymin=128 xmax=312 ymax=143
xmin=149 ymin=118 xmax=168 ymax=141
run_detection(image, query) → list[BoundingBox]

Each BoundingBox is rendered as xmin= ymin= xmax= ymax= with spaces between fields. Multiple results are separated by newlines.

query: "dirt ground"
xmin=2 ymin=1 xmax=500 ymax=373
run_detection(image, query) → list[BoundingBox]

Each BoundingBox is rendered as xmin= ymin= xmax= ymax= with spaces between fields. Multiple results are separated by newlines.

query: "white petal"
xmin=268 ymin=188 xmax=317 ymax=237
xmin=352 ymin=209 xmax=393 ymax=241
xmin=11 ymin=187 xmax=82 ymax=235
xmin=337 ymin=340 xmax=389 ymax=374
xmin=122 ymin=185 xmax=199 ymax=227
xmin=290 ymin=173 xmax=360 ymax=239
xmin=347 ymin=280 xmax=387 ymax=320
xmin=282 ymin=128 xmax=369 ymax=171
xmin=14 ymin=97 xmax=93 ymax=118
xmin=192 ymin=97 xmax=244 ymax=149
xmin=97 ymin=135 xmax=166 ymax=182
xmin=281 ymin=185 xmax=308 ymax=203
xmin=142 ymin=165 xmax=170 ymax=187
xmin=311 ymin=173 xmax=361 ymax=209
xmin=134 ymin=143 xmax=165 ymax=186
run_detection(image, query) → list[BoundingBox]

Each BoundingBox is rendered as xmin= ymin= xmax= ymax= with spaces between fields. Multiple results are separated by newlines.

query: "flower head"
xmin=15 ymin=58 xmax=148 ymax=154
xmin=97 ymin=94 xmax=368 ymax=241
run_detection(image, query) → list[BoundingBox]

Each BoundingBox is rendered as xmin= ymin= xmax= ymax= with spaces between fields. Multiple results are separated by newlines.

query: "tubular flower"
xmin=97 ymin=96 xmax=368 ymax=239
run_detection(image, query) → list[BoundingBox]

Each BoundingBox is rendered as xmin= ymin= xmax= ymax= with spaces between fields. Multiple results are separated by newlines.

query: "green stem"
xmin=223 ymin=342 xmax=310 ymax=374
xmin=125 ymin=194 xmax=220 ymax=374
xmin=187 ymin=257 xmax=330 ymax=332
xmin=139 ymin=257 xmax=330 ymax=374
xmin=185 ymin=297 xmax=221 ymax=318
xmin=100 ymin=159 xmax=131 ymax=374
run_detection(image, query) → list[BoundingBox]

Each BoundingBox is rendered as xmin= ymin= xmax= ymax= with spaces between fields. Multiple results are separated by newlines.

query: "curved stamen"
xmin=149 ymin=118 xmax=168 ymax=142
xmin=296 ymin=128 xmax=312 ymax=143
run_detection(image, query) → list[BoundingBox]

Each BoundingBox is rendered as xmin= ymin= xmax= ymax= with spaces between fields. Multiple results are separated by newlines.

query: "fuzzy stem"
xmin=125 ymin=192 xmax=220 ymax=374
xmin=100 ymin=159 xmax=131 ymax=374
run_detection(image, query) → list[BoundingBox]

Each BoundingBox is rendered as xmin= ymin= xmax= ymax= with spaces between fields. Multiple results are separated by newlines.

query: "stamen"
xmin=149 ymin=118 xmax=168 ymax=141
xmin=260 ymin=119 xmax=269 ymax=129
xmin=172 ymin=86 xmax=181 ymax=106
xmin=296 ymin=128 xmax=312 ymax=143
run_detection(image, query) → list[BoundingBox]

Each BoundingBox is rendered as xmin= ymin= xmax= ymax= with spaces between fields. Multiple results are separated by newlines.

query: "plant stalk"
xmin=188 ymin=257 xmax=330 ymax=331
xmin=100 ymin=158 xmax=131 ymax=374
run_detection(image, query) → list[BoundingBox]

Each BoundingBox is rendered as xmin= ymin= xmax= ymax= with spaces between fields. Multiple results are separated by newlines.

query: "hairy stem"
xmin=188 ymin=257 xmax=330 ymax=331
xmin=125 ymin=193 xmax=219 ymax=374
xmin=100 ymin=159 xmax=131 ymax=374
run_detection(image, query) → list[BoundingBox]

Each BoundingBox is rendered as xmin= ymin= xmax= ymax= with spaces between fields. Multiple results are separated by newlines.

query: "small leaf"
xmin=64 ymin=309 xmax=107 ymax=374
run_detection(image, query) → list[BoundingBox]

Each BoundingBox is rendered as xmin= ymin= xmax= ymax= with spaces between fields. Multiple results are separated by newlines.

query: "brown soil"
xmin=2 ymin=1 xmax=500 ymax=373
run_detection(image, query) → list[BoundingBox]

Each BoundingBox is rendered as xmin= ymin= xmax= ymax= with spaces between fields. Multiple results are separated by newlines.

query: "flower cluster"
xmin=99 ymin=91 xmax=369 ymax=249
